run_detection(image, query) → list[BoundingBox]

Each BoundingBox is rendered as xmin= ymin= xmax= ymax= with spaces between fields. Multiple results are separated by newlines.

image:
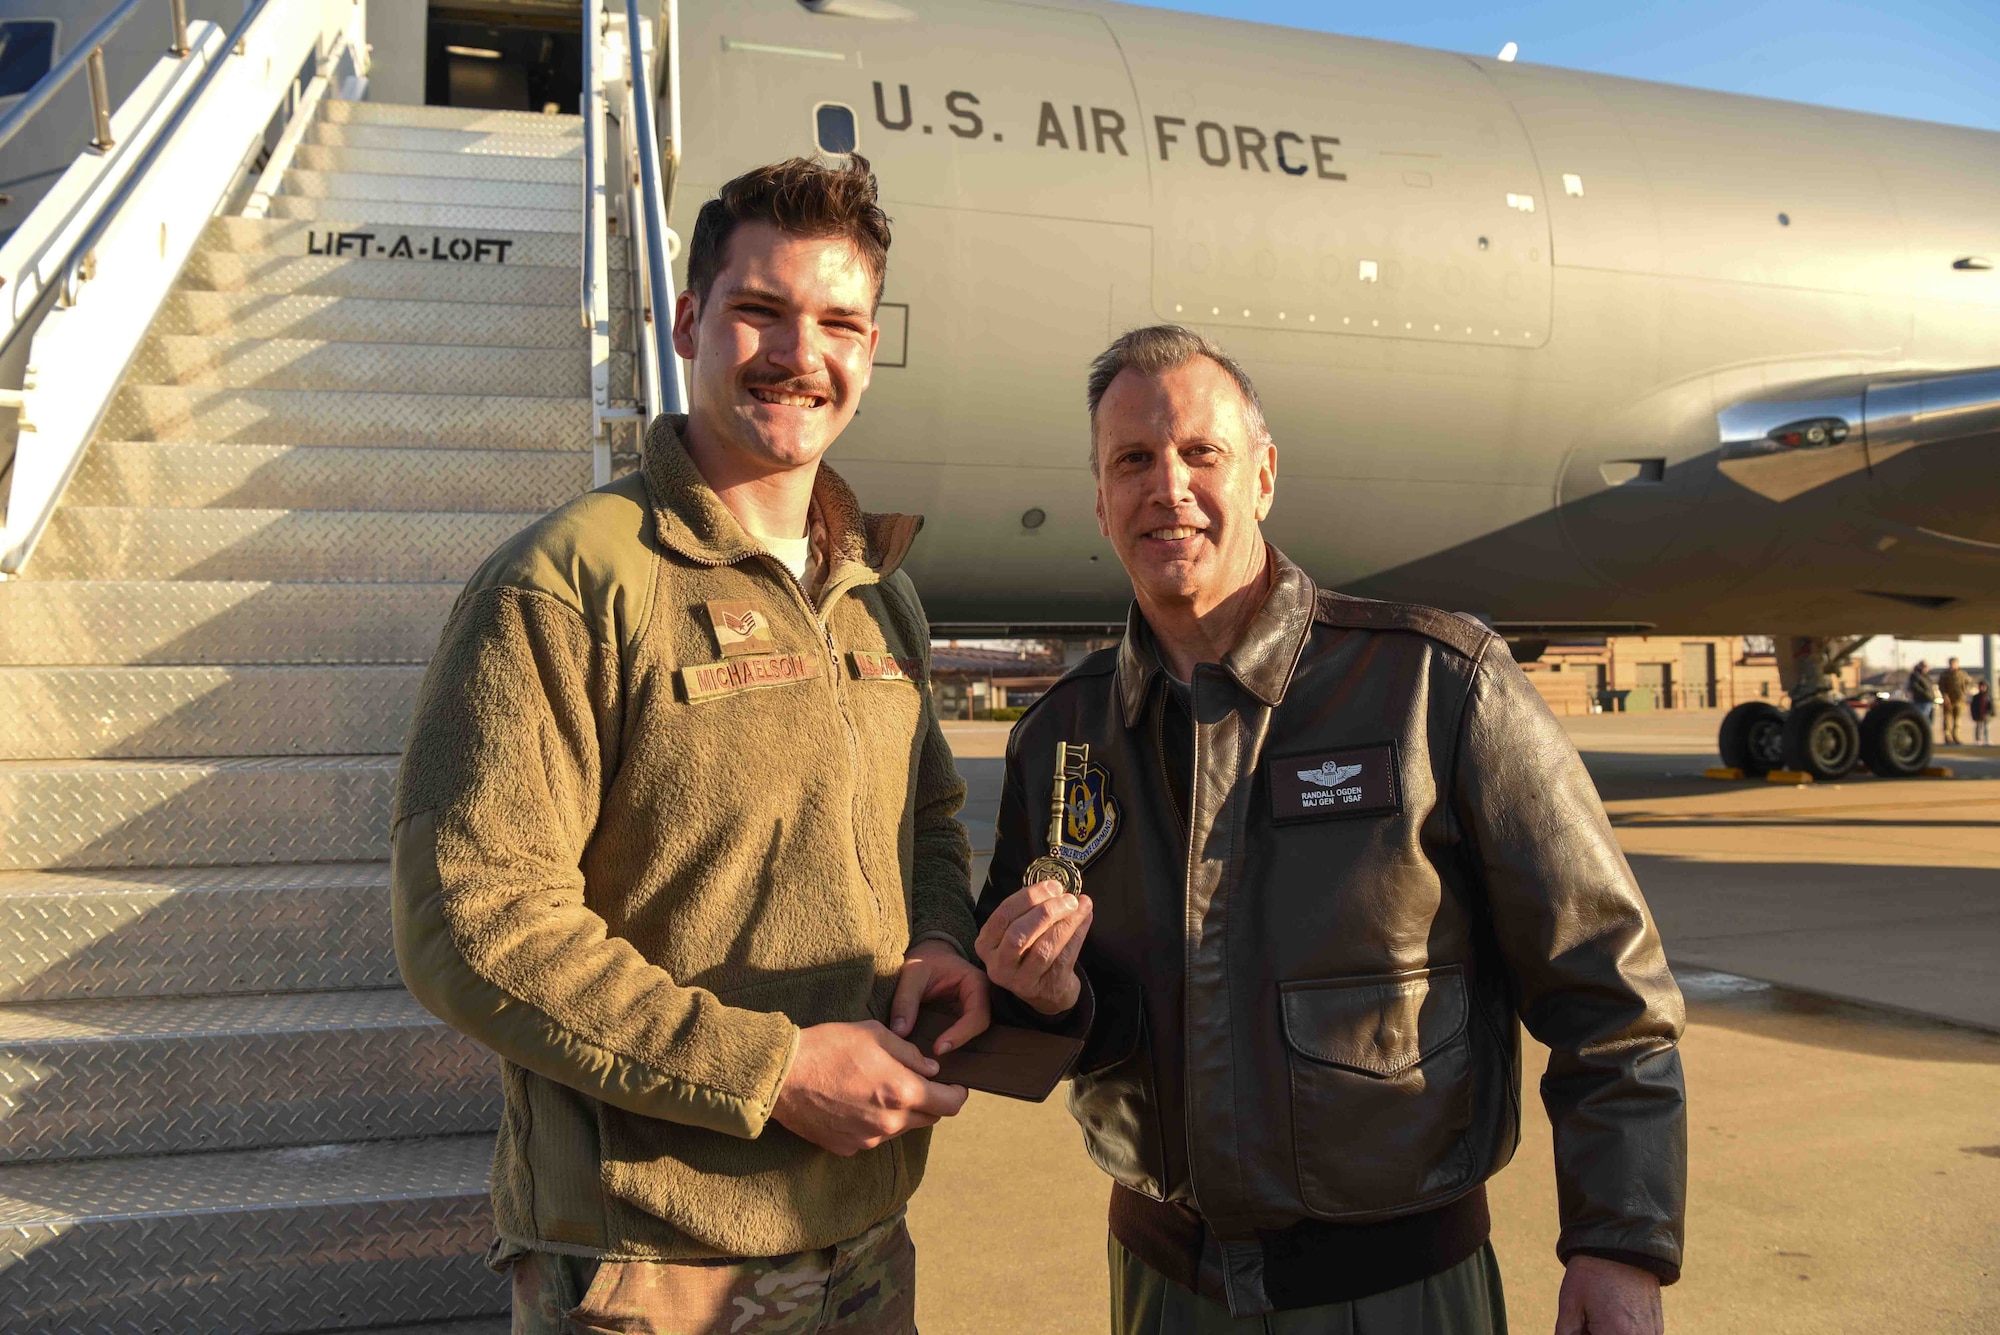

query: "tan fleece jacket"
xmin=392 ymin=415 xmax=976 ymax=1260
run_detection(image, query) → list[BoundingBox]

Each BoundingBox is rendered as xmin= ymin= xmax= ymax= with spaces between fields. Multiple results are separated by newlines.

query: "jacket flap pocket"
xmin=1279 ymin=966 xmax=1467 ymax=1077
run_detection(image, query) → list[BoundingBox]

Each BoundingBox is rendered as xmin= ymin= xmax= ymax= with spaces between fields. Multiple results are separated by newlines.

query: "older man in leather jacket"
xmin=975 ymin=326 xmax=1687 ymax=1334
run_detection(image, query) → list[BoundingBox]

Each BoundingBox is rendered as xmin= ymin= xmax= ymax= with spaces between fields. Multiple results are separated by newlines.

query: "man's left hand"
xmin=1555 ymin=1255 xmax=1663 ymax=1335
xmin=889 ymin=940 xmax=992 ymax=1057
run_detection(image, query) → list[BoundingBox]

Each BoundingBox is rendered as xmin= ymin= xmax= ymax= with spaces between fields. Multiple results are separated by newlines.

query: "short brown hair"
xmin=1085 ymin=325 xmax=1271 ymax=471
xmin=685 ymin=155 xmax=892 ymax=310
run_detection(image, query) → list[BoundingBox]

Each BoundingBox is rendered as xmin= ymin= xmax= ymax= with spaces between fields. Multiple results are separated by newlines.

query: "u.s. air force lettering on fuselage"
xmin=870 ymin=82 xmax=1345 ymax=181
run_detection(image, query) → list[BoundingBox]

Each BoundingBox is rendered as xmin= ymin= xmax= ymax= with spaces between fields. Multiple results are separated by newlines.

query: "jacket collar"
xmin=640 ymin=414 xmax=923 ymax=582
xmin=1116 ymin=546 xmax=1318 ymax=728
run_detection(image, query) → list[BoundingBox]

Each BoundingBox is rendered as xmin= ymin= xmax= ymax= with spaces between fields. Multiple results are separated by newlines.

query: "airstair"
xmin=0 ymin=2 xmax=675 ymax=1328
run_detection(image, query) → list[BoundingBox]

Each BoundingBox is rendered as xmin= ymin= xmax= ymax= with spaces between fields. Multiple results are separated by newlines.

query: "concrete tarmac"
xmin=914 ymin=712 xmax=2000 ymax=1334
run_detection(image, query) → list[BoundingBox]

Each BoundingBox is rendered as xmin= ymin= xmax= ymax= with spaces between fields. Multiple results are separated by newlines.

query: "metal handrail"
xmin=623 ymin=0 xmax=683 ymax=415
xmin=658 ymin=0 xmax=681 ymax=220
xmin=580 ymin=0 xmax=619 ymax=486
xmin=58 ymin=0 xmax=278 ymax=304
xmin=579 ymin=3 xmax=596 ymax=334
xmin=0 ymin=0 xmax=146 ymax=155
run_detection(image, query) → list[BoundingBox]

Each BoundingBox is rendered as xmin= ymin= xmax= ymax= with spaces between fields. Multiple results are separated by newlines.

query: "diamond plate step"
xmin=199 ymin=217 xmax=601 ymax=269
xmin=0 ymin=1134 xmax=501 ymax=1332
xmin=0 ymin=665 xmax=426 ymax=759
xmin=321 ymin=100 xmax=581 ymax=134
xmin=27 ymin=507 xmax=538 ymax=582
xmin=0 ymin=864 xmax=395 ymax=1001
xmin=304 ymin=120 xmax=584 ymax=158
xmin=267 ymin=195 xmax=580 ymax=234
xmin=181 ymin=251 xmax=585 ymax=304
xmin=102 ymin=385 xmax=592 ymax=448
xmin=0 ymin=581 xmax=459 ymax=666
xmin=292 ymin=143 xmax=582 ymax=183
xmin=332 ymin=1322 xmax=509 ymax=1335
xmin=131 ymin=335 xmax=587 ymax=398
xmin=69 ymin=441 xmax=594 ymax=512
xmin=0 ymin=989 xmax=497 ymax=1161
xmin=0 ymin=755 xmax=396 ymax=870
xmin=281 ymin=167 xmax=578 ymax=213
xmin=152 ymin=292 xmax=604 ymax=347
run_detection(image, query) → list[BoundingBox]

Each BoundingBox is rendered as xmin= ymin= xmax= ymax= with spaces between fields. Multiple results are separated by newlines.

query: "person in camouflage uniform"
xmin=1938 ymin=656 xmax=1973 ymax=744
xmin=396 ymin=156 xmax=988 ymax=1334
xmin=499 ymin=1214 xmax=916 ymax=1335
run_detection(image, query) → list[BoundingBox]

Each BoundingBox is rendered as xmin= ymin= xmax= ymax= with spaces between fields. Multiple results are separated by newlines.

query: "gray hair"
xmin=1085 ymin=324 xmax=1271 ymax=471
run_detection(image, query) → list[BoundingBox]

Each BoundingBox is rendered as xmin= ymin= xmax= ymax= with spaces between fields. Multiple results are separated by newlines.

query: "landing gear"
xmin=1782 ymin=699 xmax=1862 ymax=781
xmin=1715 ymin=634 xmax=1876 ymax=780
xmin=1860 ymin=699 xmax=1932 ymax=778
xmin=1719 ymin=701 xmax=1787 ymax=776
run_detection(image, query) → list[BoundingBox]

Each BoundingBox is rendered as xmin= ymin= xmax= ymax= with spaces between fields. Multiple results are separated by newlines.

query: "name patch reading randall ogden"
xmin=1268 ymin=742 xmax=1401 ymax=823
xmin=681 ymin=652 xmax=822 ymax=703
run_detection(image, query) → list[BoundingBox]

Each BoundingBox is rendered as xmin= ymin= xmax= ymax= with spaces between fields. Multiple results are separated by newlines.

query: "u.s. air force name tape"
xmin=680 ymin=652 xmax=823 ymax=703
xmin=849 ymin=650 xmax=922 ymax=682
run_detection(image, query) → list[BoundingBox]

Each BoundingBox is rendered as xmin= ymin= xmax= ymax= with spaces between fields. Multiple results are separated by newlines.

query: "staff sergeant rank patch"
xmin=1268 ymin=742 xmax=1401 ymax=823
xmin=704 ymin=600 xmax=776 ymax=658
xmin=680 ymin=652 xmax=823 ymax=703
xmin=1057 ymin=753 xmax=1121 ymax=867
xmin=849 ymin=651 xmax=922 ymax=683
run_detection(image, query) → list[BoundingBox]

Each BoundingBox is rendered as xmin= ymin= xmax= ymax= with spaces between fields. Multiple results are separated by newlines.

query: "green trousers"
xmin=1109 ymin=1234 xmax=1508 ymax=1335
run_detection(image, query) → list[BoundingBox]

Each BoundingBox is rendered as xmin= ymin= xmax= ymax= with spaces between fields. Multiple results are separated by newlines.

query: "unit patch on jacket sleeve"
xmin=680 ymin=652 xmax=823 ymax=703
xmin=704 ymin=600 xmax=776 ymax=658
xmin=1267 ymin=742 xmax=1401 ymax=823
xmin=849 ymin=651 xmax=922 ymax=683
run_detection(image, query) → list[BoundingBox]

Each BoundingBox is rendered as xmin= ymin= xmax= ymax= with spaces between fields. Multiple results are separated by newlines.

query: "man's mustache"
xmin=742 ymin=374 xmax=836 ymax=400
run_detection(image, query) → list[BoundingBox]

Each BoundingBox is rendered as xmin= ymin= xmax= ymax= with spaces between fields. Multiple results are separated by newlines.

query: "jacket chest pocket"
xmin=1279 ymin=964 xmax=1477 ymax=1216
xmin=843 ymin=653 xmax=926 ymax=770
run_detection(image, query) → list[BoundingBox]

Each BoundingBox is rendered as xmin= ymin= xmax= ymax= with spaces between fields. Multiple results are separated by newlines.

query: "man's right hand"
xmin=975 ymin=880 xmax=1093 ymax=1014
xmin=770 ymin=1020 xmax=969 ymax=1157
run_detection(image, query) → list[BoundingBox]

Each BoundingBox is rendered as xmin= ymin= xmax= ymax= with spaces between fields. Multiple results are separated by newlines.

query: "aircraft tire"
xmin=1718 ymin=701 xmax=1787 ymax=776
xmin=1781 ymin=699 xmax=1862 ymax=781
xmin=1860 ymin=699 xmax=1933 ymax=778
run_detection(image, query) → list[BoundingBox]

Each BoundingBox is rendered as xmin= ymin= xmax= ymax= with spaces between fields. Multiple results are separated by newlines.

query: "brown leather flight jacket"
xmin=981 ymin=549 xmax=1687 ymax=1314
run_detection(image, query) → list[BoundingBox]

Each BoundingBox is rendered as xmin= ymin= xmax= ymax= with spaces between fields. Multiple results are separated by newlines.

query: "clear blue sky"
xmin=1139 ymin=0 xmax=2000 ymax=133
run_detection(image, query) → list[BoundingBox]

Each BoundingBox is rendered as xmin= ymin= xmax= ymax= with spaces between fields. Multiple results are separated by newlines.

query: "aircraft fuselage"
xmin=677 ymin=0 xmax=2000 ymax=635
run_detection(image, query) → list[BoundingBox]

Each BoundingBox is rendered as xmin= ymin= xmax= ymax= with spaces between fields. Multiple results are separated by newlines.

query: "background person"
xmin=1971 ymin=678 xmax=1993 ymax=745
xmin=1907 ymin=660 xmax=1940 ymax=732
xmin=978 ymin=325 xmax=1686 ymax=1335
xmin=394 ymin=157 xmax=988 ymax=1334
xmin=1938 ymin=656 xmax=1973 ymax=744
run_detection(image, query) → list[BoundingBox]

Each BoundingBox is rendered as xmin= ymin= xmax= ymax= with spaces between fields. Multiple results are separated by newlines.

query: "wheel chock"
xmin=1766 ymin=769 xmax=1814 ymax=784
xmin=1703 ymin=766 xmax=1744 ymax=780
xmin=1922 ymin=765 xmax=1955 ymax=778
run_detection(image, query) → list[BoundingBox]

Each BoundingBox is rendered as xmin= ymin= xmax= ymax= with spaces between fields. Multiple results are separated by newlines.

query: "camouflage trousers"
xmin=493 ymin=1213 xmax=916 ymax=1335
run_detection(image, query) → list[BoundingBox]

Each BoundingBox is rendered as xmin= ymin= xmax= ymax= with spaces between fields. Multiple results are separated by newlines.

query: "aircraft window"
xmin=0 ymin=21 xmax=58 ymax=100
xmin=815 ymin=103 xmax=858 ymax=155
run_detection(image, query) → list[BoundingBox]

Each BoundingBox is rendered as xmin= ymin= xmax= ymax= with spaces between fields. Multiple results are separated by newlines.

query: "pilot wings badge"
xmin=1022 ymin=742 xmax=1121 ymax=893
xmin=1299 ymin=761 xmax=1365 ymax=788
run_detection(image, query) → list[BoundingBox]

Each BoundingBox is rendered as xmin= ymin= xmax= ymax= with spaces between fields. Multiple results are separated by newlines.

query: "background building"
xmin=928 ymin=643 xmax=1067 ymax=720
xmin=1514 ymin=635 xmax=1861 ymax=716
